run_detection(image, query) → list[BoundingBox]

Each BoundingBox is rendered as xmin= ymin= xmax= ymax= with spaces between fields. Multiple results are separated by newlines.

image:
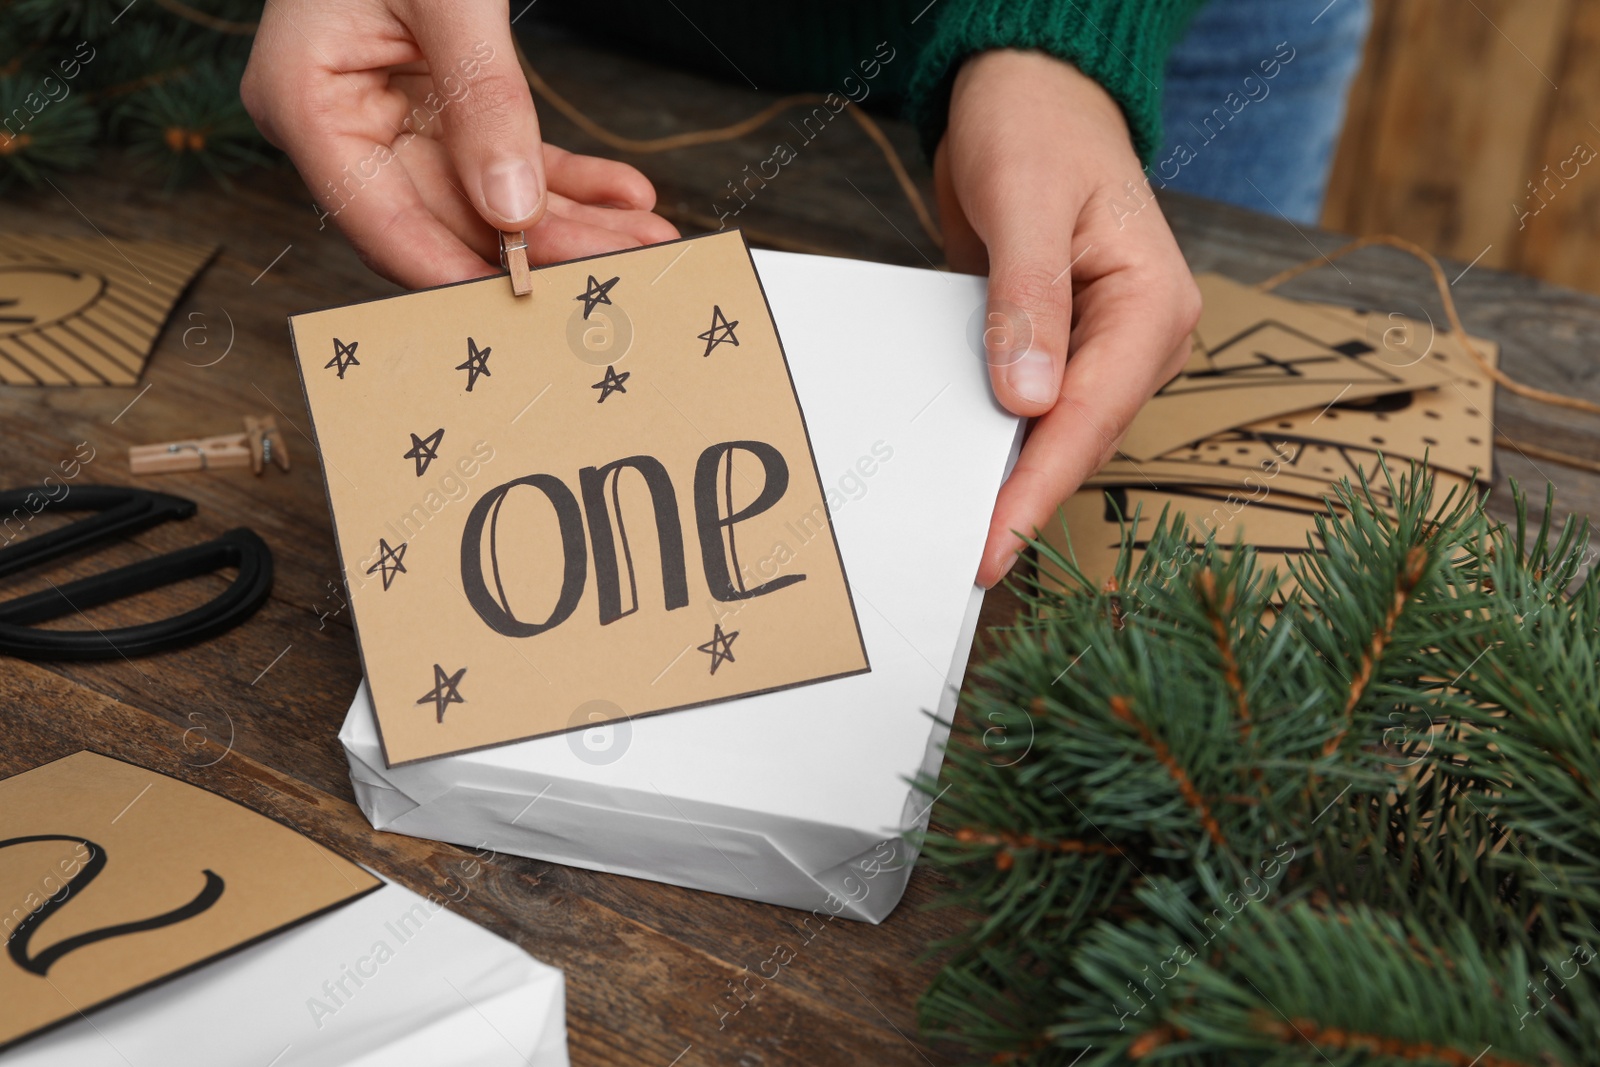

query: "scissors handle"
xmin=0 ymin=487 xmax=275 ymax=661
xmin=0 ymin=486 xmax=196 ymax=580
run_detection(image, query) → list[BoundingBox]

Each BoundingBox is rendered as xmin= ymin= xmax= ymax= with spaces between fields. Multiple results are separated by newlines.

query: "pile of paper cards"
xmin=1044 ymin=273 xmax=1498 ymax=586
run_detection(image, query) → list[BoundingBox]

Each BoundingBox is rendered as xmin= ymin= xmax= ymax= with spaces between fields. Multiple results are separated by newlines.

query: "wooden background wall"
xmin=1323 ymin=0 xmax=1600 ymax=294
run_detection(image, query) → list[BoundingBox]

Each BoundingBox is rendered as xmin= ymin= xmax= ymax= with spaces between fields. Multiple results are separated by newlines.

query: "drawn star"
xmin=325 ymin=337 xmax=360 ymax=378
xmin=575 ymin=274 xmax=620 ymax=319
xmin=697 ymin=305 xmax=739 ymax=357
xmin=416 ymin=663 xmax=467 ymax=723
xmin=697 ymin=624 xmax=739 ymax=675
xmin=365 ymin=538 xmax=408 ymax=591
xmin=456 ymin=336 xmax=491 ymax=392
xmin=403 ymin=427 xmax=444 ymax=477
xmin=591 ymin=364 xmax=630 ymax=403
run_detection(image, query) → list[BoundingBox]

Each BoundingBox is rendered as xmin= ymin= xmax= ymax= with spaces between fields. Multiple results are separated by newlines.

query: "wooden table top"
xmin=2 ymin=29 xmax=1599 ymax=1067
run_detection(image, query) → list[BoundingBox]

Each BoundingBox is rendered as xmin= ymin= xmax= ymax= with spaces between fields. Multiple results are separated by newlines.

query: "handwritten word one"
xmin=463 ymin=440 xmax=805 ymax=636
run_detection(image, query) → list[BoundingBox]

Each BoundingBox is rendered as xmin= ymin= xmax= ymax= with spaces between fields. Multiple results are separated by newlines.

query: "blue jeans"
xmin=1155 ymin=0 xmax=1372 ymax=223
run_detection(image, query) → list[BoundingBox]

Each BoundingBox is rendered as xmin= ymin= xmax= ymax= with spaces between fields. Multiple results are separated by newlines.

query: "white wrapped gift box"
xmin=340 ymin=249 xmax=1023 ymax=922
xmin=3 ymin=881 xmax=567 ymax=1066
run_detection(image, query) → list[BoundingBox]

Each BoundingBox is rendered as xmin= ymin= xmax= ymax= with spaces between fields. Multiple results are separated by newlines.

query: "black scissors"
xmin=0 ymin=486 xmax=273 ymax=660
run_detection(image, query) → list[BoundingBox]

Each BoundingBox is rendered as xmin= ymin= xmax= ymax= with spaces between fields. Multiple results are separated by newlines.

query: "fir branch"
xmin=1248 ymin=1015 xmax=1545 ymax=1067
xmin=1324 ymin=543 xmax=1429 ymax=757
xmin=87 ymin=65 xmax=195 ymax=104
xmin=1195 ymin=570 xmax=1248 ymax=734
xmin=111 ymin=56 xmax=271 ymax=187
xmin=0 ymin=0 xmax=269 ymax=186
xmin=920 ymin=468 xmax=1600 ymax=1064
xmin=952 ymin=827 xmax=1126 ymax=870
xmin=0 ymin=79 xmax=97 ymax=188
xmin=1110 ymin=695 xmax=1228 ymax=851
xmin=152 ymin=0 xmax=257 ymax=34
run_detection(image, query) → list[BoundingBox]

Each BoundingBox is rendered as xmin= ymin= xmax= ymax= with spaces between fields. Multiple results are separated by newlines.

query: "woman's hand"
xmin=242 ymin=0 xmax=678 ymax=289
xmin=935 ymin=49 xmax=1202 ymax=587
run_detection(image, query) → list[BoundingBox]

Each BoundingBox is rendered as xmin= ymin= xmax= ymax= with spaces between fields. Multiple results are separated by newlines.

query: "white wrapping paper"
xmin=3 ymin=882 xmax=567 ymax=1066
xmin=341 ymin=249 xmax=1023 ymax=922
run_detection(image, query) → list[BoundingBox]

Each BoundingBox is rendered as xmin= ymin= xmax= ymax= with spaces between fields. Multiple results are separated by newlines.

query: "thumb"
xmin=405 ymin=4 xmax=547 ymax=231
xmin=981 ymin=210 xmax=1077 ymax=418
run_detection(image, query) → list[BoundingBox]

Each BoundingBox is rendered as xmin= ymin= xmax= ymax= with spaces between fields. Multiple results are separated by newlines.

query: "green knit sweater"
xmin=532 ymin=0 xmax=1207 ymax=163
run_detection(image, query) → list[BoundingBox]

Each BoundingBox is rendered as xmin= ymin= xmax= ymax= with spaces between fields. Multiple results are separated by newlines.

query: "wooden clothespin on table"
xmin=500 ymin=230 xmax=532 ymax=296
xmin=129 ymin=414 xmax=290 ymax=476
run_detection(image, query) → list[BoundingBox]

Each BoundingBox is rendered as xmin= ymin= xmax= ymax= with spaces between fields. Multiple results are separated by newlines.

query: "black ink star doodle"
xmin=417 ymin=664 xmax=467 ymax=723
xmin=592 ymin=364 xmax=630 ymax=402
xmin=403 ymin=427 xmax=444 ymax=477
xmin=698 ymin=624 xmax=739 ymax=675
xmin=456 ymin=336 xmax=491 ymax=391
xmin=366 ymin=538 xmax=408 ymax=590
xmin=325 ymin=337 xmax=360 ymax=378
xmin=575 ymin=274 xmax=620 ymax=319
xmin=697 ymin=305 xmax=739 ymax=357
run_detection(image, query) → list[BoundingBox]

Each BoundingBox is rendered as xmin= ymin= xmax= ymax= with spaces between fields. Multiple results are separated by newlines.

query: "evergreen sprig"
xmin=918 ymin=466 xmax=1600 ymax=1066
xmin=0 ymin=0 xmax=267 ymax=189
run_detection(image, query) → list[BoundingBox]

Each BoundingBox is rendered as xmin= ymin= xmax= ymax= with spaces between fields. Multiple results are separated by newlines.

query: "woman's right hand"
xmin=242 ymin=0 xmax=679 ymax=288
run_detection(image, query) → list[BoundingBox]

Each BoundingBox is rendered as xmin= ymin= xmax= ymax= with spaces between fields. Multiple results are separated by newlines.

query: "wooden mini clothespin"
xmin=129 ymin=414 xmax=290 ymax=476
xmin=500 ymin=229 xmax=532 ymax=296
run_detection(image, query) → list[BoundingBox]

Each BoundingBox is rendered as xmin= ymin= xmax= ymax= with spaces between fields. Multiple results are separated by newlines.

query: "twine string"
xmin=153 ymin=0 xmax=258 ymax=35
xmin=509 ymin=38 xmax=943 ymax=248
xmin=1258 ymin=233 xmax=1600 ymax=473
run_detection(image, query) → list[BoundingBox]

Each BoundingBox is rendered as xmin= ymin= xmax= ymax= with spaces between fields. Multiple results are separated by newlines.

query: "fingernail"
xmin=1006 ymin=350 xmax=1057 ymax=404
xmin=481 ymin=158 xmax=541 ymax=225
xmin=983 ymin=549 xmax=1020 ymax=588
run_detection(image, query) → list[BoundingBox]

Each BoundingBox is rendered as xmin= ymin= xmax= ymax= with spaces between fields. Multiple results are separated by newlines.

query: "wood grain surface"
xmin=1325 ymin=0 xmax=1600 ymax=296
xmin=1 ymin=28 xmax=1597 ymax=1066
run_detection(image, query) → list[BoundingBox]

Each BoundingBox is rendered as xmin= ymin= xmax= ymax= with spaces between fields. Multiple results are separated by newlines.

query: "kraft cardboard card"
xmin=1117 ymin=274 xmax=1453 ymax=460
xmin=1235 ymin=300 xmax=1499 ymax=481
xmin=1060 ymin=447 xmax=1473 ymax=594
xmin=0 ymin=751 xmax=380 ymax=1052
xmin=291 ymin=231 xmax=869 ymax=766
xmin=0 ymin=234 xmax=214 ymax=386
xmin=1092 ymin=432 xmax=1475 ymax=508
xmin=1041 ymin=484 xmax=1335 ymax=599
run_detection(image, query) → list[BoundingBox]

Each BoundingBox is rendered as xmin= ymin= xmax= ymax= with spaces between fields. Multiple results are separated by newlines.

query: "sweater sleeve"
xmin=907 ymin=0 xmax=1208 ymax=163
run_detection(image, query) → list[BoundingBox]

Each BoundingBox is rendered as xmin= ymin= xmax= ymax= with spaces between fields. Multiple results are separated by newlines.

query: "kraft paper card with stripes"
xmin=1047 ymin=290 xmax=1498 ymax=596
xmin=0 ymin=234 xmax=214 ymax=386
xmin=290 ymin=230 xmax=869 ymax=766
xmin=0 ymin=751 xmax=380 ymax=1052
xmin=1116 ymin=274 xmax=1455 ymax=461
xmin=1237 ymin=299 xmax=1500 ymax=482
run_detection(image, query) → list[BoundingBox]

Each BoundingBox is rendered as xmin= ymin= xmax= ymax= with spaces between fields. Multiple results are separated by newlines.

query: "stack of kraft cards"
xmin=1046 ymin=273 xmax=1498 ymax=588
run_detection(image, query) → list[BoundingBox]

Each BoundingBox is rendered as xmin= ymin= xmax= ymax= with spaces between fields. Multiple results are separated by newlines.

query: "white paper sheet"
xmin=3 ymin=882 xmax=566 ymax=1066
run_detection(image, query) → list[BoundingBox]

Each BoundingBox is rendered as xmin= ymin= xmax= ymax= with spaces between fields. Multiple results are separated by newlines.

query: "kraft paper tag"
xmin=290 ymin=230 xmax=869 ymax=766
xmin=1117 ymin=274 xmax=1454 ymax=460
xmin=0 ymin=234 xmax=214 ymax=386
xmin=1233 ymin=299 xmax=1499 ymax=481
xmin=0 ymin=751 xmax=380 ymax=1051
xmin=1051 ymin=282 xmax=1497 ymax=595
